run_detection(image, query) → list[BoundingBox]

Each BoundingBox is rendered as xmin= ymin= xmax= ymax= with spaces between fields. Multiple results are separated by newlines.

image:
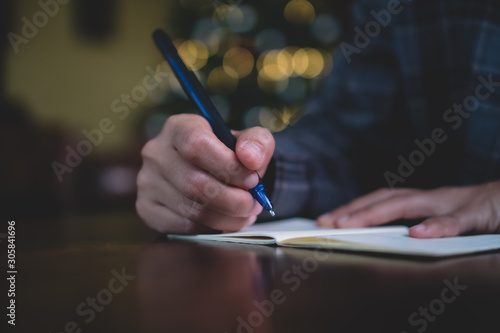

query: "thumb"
xmin=234 ymin=127 xmax=275 ymax=175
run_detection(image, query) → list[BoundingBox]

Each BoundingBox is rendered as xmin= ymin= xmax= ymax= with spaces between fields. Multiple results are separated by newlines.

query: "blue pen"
xmin=152 ymin=29 xmax=275 ymax=216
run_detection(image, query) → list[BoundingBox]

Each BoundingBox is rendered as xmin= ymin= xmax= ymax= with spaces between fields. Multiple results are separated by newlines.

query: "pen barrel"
xmin=153 ymin=29 xmax=236 ymax=151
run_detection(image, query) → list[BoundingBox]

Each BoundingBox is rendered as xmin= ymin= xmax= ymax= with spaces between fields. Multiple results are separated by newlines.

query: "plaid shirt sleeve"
xmin=269 ymin=1 xmax=405 ymax=218
xmin=265 ymin=0 xmax=500 ymax=219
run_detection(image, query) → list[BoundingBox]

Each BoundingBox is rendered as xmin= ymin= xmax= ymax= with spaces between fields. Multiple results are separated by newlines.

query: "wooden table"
xmin=11 ymin=213 xmax=500 ymax=333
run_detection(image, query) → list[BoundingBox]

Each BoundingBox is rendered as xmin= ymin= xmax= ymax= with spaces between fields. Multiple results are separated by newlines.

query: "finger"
xmin=136 ymin=197 xmax=213 ymax=234
xmin=166 ymin=156 xmax=261 ymax=217
xmin=317 ymin=188 xmax=412 ymax=227
xmin=137 ymin=179 xmax=261 ymax=233
xmin=143 ymin=173 xmax=262 ymax=231
xmin=141 ymin=150 xmax=260 ymax=220
xmin=409 ymin=212 xmax=477 ymax=239
xmin=235 ymin=126 xmax=275 ymax=175
xmin=181 ymin=200 xmax=261 ymax=232
xmin=168 ymin=114 xmax=259 ymax=189
xmin=336 ymin=191 xmax=439 ymax=229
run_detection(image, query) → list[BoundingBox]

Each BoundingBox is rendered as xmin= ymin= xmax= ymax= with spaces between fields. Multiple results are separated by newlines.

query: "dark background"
xmin=1 ymin=0 xmax=351 ymax=219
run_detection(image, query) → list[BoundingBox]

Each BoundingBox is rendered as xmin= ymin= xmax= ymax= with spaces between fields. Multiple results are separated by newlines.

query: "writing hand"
xmin=136 ymin=114 xmax=275 ymax=234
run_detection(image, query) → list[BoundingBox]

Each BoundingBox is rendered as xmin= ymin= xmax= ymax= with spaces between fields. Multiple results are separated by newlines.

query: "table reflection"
xmin=138 ymin=241 xmax=277 ymax=333
xmin=137 ymin=239 xmax=500 ymax=333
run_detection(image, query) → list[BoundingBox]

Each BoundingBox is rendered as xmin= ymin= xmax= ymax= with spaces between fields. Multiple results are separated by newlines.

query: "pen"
xmin=152 ymin=29 xmax=275 ymax=217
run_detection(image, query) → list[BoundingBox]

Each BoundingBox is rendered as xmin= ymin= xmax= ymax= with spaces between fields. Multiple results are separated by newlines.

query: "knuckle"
xmin=167 ymin=114 xmax=208 ymax=140
xmin=179 ymin=129 xmax=211 ymax=163
xmin=251 ymin=126 xmax=274 ymax=144
xmin=165 ymin=114 xmax=182 ymax=128
xmin=164 ymin=114 xmax=189 ymax=132
xmin=214 ymin=169 xmax=232 ymax=185
xmin=183 ymin=171 xmax=210 ymax=199
xmin=180 ymin=200 xmax=204 ymax=219
xmin=248 ymin=127 xmax=275 ymax=152
xmin=228 ymin=194 xmax=252 ymax=217
xmin=141 ymin=139 xmax=160 ymax=162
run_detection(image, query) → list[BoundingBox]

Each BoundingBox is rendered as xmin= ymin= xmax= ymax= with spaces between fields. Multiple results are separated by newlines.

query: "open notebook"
xmin=169 ymin=218 xmax=500 ymax=258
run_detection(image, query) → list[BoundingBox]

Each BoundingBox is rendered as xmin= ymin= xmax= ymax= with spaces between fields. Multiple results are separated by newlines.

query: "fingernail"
xmin=411 ymin=224 xmax=426 ymax=233
xmin=336 ymin=215 xmax=350 ymax=227
xmin=243 ymin=172 xmax=259 ymax=189
xmin=240 ymin=141 xmax=263 ymax=164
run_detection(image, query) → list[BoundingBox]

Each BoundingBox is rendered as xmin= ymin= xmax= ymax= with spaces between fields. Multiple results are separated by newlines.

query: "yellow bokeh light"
xmin=258 ymin=106 xmax=301 ymax=133
xmin=257 ymin=50 xmax=295 ymax=81
xmin=276 ymin=49 xmax=294 ymax=77
xmin=207 ymin=66 xmax=239 ymax=95
xmin=282 ymin=46 xmax=300 ymax=77
xmin=263 ymin=64 xmax=283 ymax=81
xmin=292 ymin=48 xmax=309 ymax=76
xmin=302 ymin=48 xmax=324 ymax=78
xmin=177 ymin=39 xmax=209 ymax=71
xmin=284 ymin=0 xmax=315 ymax=26
xmin=290 ymin=48 xmax=325 ymax=78
xmin=223 ymin=47 xmax=255 ymax=78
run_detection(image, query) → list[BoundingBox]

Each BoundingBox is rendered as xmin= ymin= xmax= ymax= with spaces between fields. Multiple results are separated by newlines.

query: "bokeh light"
xmin=243 ymin=106 xmax=290 ymax=132
xmin=192 ymin=18 xmax=225 ymax=55
xmin=223 ymin=47 xmax=254 ymax=78
xmin=311 ymin=14 xmax=341 ymax=44
xmin=149 ymin=1 xmax=341 ymax=135
xmin=207 ymin=66 xmax=239 ymax=94
xmin=290 ymin=48 xmax=325 ymax=78
xmin=224 ymin=5 xmax=257 ymax=33
xmin=284 ymin=0 xmax=315 ymax=26
xmin=99 ymin=166 xmax=137 ymax=195
xmin=301 ymin=48 xmax=324 ymax=78
xmin=177 ymin=39 xmax=209 ymax=70
xmin=291 ymin=48 xmax=309 ymax=76
xmin=257 ymin=49 xmax=293 ymax=81
xmin=244 ymin=106 xmax=265 ymax=128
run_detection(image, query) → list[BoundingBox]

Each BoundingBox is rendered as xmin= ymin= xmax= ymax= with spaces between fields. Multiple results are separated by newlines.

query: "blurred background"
xmin=1 ymin=0 xmax=351 ymax=219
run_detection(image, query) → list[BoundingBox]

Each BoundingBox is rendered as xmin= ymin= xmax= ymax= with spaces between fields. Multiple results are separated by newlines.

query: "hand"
xmin=136 ymin=114 xmax=275 ymax=234
xmin=317 ymin=182 xmax=500 ymax=238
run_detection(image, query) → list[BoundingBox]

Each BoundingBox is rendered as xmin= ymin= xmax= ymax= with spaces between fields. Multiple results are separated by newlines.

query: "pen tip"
xmin=269 ymin=210 xmax=276 ymax=217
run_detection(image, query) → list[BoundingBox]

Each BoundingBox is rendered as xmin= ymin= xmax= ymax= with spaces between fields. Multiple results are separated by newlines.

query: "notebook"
xmin=168 ymin=218 xmax=500 ymax=258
